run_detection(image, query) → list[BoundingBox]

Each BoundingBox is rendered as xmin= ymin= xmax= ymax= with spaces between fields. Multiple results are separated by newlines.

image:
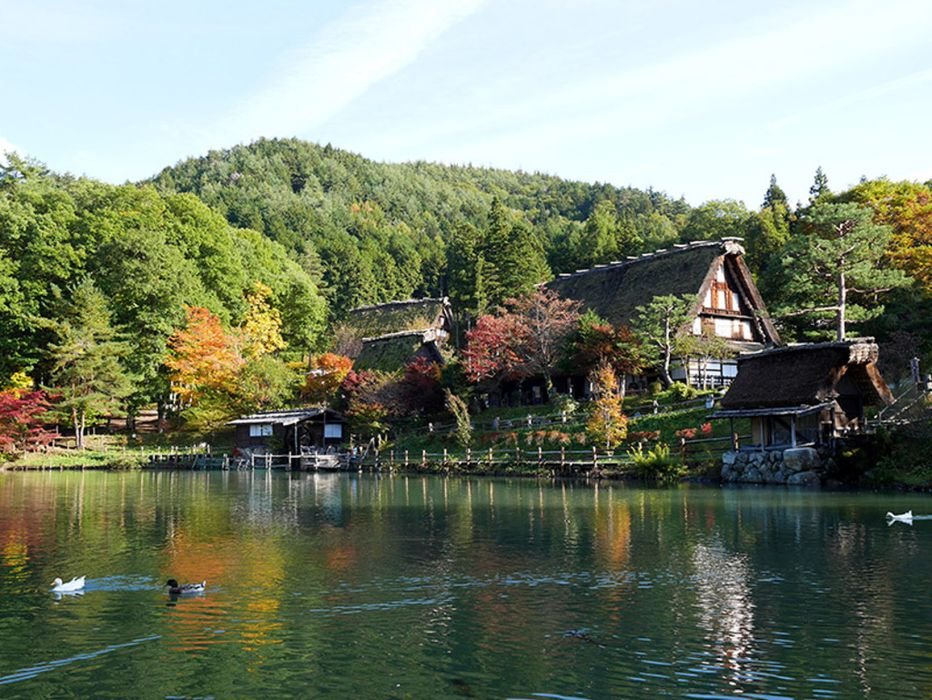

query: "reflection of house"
xmin=228 ymin=408 xmax=345 ymax=455
xmin=715 ymin=340 xmax=894 ymax=449
xmin=347 ymin=297 xmax=453 ymax=372
xmin=547 ymin=239 xmax=780 ymax=387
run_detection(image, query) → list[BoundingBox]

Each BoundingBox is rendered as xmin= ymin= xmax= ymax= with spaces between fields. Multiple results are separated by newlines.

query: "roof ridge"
xmin=361 ymin=328 xmax=436 ymax=343
xmin=739 ymin=338 xmax=876 ymax=359
xmin=550 ymin=238 xmax=741 ymax=281
xmin=349 ymin=297 xmax=448 ymax=314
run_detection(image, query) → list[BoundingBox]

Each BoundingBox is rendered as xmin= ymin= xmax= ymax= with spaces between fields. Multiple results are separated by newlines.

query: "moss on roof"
xmin=347 ymin=298 xmax=449 ymax=337
xmin=353 ymin=331 xmax=444 ymax=373
xmin=546 ymin=242 xmax=724 ymax=327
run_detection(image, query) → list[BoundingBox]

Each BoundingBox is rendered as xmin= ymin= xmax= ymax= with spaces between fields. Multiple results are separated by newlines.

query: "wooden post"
xmin=538 ymin=446 xmax=542 ymax=467
xmin=516 ymin=445 xmax=521 ymax=466
xmin=466 ymin=447 xmax=471 ymax=469
xmin=405 ymin=450 xmax=409 ymax=468
xmin=443 ymin=448 xmax=448 ymax=468
xmin=561 ymin=446 xmax=565 ymax=470
xmin=592 ymin=446 xmax=597 ymax=470
xmin=422 ymin=449 xmax=427 ymax=468
xmin=488 ymin=447 xmax=493 ymax=467
xmin=390 ymin=449 xmax=395 ymax=467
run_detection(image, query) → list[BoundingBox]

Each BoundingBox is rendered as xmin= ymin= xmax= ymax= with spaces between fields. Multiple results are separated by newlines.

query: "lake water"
xmin=0 ymin=471 xmax=929 ymax=698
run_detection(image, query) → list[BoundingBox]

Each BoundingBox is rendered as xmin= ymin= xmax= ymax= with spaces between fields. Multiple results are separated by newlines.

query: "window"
xmin=324 ymin=424 xmax=342 ymax=439
xmin=249 ymin=424 xmax=273 ymax=437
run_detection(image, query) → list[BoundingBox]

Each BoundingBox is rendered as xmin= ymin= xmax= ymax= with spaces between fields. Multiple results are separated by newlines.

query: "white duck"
xmin=886 ymin=510 xmax=913 ymax=524
xmin=166 ymin=578 xmax=206 ymax=595
xmin=51 ymin=576 xmax=86 ymax=592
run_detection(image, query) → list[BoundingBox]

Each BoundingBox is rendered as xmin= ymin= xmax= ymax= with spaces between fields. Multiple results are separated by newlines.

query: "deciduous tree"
xmin=585 ymin=361 xmax=628 ymax=450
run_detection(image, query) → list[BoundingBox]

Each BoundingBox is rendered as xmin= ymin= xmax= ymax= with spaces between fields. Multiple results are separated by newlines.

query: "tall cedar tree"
xmin=47 ymin=279 xmax=132 ymax=448
xmin=780 ymin=202 xmax=911 ymax=340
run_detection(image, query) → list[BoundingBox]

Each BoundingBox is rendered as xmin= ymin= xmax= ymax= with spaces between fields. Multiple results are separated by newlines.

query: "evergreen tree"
xmin=631 ymin=294 xmax=695 ymax=387
xmin=762 ymin=174 xmax=787 ymax=209
xmin=47 ymin=279 xmax=132 ymax=448
xmin=809 ymin=166 xmax=831 ymax=203
xmin=778 ymin=202 xmax=911 ymax=340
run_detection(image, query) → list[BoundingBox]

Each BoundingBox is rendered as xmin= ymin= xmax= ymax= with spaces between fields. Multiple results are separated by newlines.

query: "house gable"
xmin=547 ymin=239 xmax=780 ymax=348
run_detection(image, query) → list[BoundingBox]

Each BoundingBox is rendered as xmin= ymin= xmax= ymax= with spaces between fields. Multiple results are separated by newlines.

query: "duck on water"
xmin=166 ymin=579 xmax=206 ymax=595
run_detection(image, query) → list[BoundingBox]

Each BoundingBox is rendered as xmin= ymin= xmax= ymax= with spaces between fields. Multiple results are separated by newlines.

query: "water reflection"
xmin=0 ymin=473 xmax=929 ymax=697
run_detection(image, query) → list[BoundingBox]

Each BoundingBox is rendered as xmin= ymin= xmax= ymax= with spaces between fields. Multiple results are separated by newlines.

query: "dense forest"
xmin=0 ymin=138 xmax=930 ymax=441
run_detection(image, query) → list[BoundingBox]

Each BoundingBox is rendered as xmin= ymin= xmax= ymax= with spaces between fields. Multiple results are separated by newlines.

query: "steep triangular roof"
xmin=546 ymin=239 xmax=780 ymax=345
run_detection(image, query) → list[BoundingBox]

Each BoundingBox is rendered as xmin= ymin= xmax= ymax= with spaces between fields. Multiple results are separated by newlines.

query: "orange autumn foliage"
xmin=165 ymin=306 xmax=244 ymax=405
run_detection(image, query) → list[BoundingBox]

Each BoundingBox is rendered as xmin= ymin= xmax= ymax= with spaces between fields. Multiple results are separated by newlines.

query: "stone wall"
xmin=721 ymin=446 xmax=832 ymax=486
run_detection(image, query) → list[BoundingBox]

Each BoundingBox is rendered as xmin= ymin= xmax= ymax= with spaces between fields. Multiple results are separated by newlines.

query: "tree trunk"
xmin=837 ymin=267 xmax=846 ymax=341
xmin=157 ymin=400 xmax=166 ymax=434
xmin=543 ymin=373 xmax=554 ymax=403
xmin=71 ymin=406 xmax=81 ymax=449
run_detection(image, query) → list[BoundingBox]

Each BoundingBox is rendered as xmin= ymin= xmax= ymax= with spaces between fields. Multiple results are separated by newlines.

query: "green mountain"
xmin=149 ymin=138 xmax=696 ymax=319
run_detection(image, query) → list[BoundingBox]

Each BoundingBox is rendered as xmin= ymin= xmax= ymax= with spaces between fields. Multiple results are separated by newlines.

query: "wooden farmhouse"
xmin=714 ymin=340 xmax=894 ymax=450
xmin=546 ymin=238 xmax=780 ymax=388
xmin=228 ymin=408 xmax=345 ymax=455
xmin=346 ymin=297 xmax=453 ymax=372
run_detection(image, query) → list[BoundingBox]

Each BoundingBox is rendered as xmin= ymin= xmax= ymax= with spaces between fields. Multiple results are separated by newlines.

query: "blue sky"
xmin=2 ymin=0 xmax=931 ymax=207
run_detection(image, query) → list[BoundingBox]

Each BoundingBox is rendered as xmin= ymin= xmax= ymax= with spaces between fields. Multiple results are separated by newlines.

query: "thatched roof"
xmin=546 ymin=238 xmax=780 ymax=344
xmin=719 ymin=340 xmax=894 ymax=410
xmin=353 ymin=330 xmax=444 ymax=373
xmin=347 ymin=297 xmax=451 ymax=338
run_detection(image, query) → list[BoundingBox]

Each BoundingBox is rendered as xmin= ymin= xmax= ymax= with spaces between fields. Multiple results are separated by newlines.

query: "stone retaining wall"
xmin=721 ymin=446 xmax=833 ymax=486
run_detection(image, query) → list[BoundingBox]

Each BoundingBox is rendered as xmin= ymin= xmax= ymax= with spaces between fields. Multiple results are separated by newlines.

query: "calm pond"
xmin=0 ymin=471 xmax=929 ymax=698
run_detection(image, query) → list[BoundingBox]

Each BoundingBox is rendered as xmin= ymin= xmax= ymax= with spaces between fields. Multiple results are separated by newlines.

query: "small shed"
xmin=228 ymin=408 xmax=345 ymax=454
xmin=714 ymin=340 xmax=894 ymax=449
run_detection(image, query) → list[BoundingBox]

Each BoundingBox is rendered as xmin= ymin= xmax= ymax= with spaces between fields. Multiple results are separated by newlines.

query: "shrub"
xmin=445 ymin=390 xmax=472 ymax=447
xmin=627 ymin=442 xmax=685 ymax=482
xmin=551 ymin=393 xmax=579 ymax=416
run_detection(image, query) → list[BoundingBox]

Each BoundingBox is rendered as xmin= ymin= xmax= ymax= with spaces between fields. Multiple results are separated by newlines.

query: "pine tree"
xmin=779 ymin=202 xmax=911 ymax=340
xmin=47 ymin=279 xmax=132 ymax=448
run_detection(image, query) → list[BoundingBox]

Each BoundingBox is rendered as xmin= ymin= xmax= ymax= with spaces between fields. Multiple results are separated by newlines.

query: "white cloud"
xmin=220 ymin=0 xmax=488 ymax=144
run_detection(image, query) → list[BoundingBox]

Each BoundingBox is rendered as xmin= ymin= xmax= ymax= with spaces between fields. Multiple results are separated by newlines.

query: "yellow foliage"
xmin=241 ymin=281 xmax=286 ymax=359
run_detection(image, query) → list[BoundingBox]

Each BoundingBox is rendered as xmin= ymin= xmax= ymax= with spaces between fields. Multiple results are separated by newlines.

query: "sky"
xmin=2 ymin=0 xmax=931 ymax=207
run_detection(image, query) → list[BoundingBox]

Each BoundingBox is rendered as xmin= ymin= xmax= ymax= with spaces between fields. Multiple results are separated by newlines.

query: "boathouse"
xmin=546 ymin=238 xmax=780 ymax=388
xmin=228 ymin=408 xmax=345 ymax=454
xmin=713 ymin=339 xmax=894 ymax=485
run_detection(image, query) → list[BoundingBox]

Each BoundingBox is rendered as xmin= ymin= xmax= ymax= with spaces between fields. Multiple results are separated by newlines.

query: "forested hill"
xmin=149 ymin=138 xmax=697 ymax=319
